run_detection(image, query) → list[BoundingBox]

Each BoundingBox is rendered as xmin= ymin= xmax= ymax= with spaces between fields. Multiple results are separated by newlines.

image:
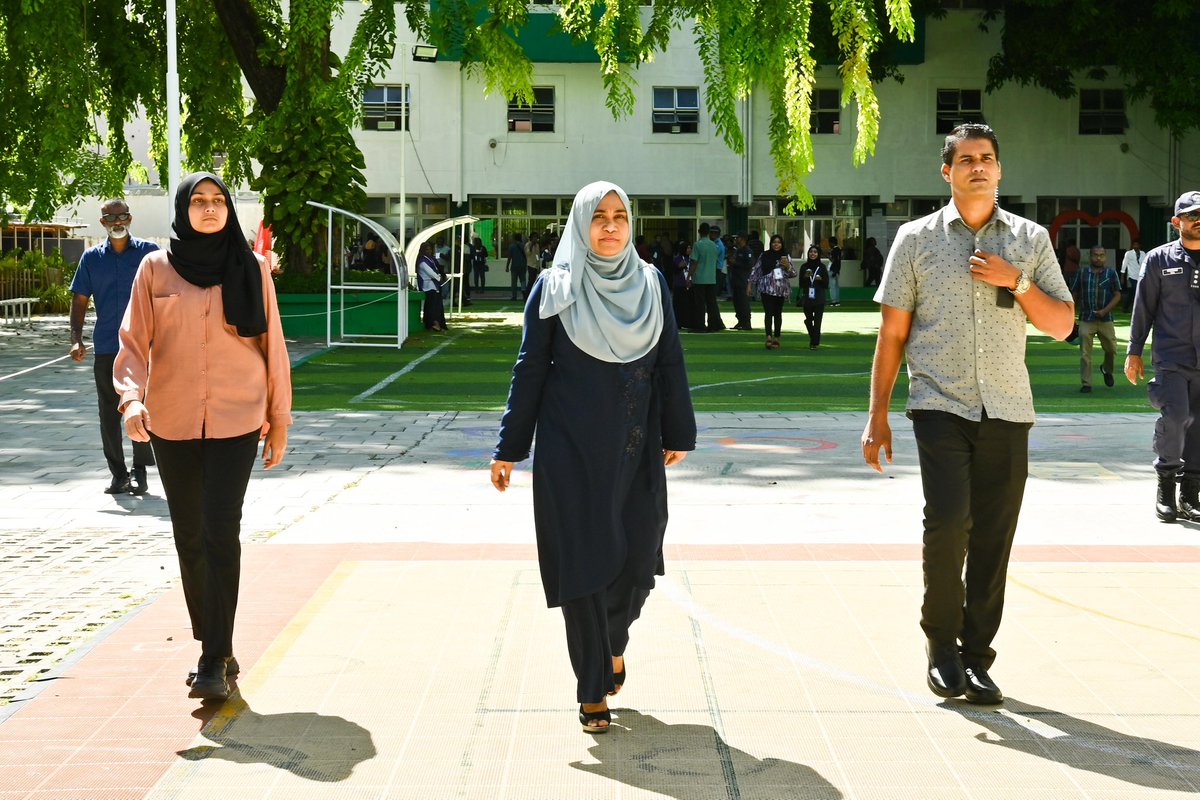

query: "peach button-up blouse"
xmin=114 ymin=250 xmax=293 ymax=441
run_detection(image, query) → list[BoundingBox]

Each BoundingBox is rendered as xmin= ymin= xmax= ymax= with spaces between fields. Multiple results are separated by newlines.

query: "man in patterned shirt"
xmin=861 ymin=124 xmax=1074 ymax=705
xmin=1070 ymin=246 xmax=1122 ymax=394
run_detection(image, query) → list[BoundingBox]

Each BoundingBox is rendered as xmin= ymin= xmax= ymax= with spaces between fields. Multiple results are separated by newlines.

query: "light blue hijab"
xmin=538 ymin=181 xmax=664 ymax=363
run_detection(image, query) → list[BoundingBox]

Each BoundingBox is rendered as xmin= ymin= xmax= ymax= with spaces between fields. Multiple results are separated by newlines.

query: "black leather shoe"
xmin=186 ymin=655 xmax=239 ymax=687
xmin=1079 ymin=385 xmax=1092 ymax=393
xmin=104 ymin=474 xmax=131 ymax=494
xmin=1102 ymin=367 xmax=1114 ymax=387
xmin=926 ymin=644 xmax=966 ymax=698
xmin=130 ymin=466 xmax=148 ymax=496
xmin=964 ymin=663 xmax=1004 ymax=705
xmin=188 ymin=655 xmax=232 ymax=701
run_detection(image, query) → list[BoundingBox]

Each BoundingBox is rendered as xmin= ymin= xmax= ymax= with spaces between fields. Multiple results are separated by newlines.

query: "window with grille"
xmin=1079 ymin=89 xmax=1127 ymax=135
xmin=652 ymin=87 xmax=700 ymax=134
xmin=810 ymin=88 xmax=840 ymax=134
xmin=935 ymin=89 xmax=984 ymax=135
xmin=362 ymin=85 xmax=410 ymax=131
xmin=508 ymin=87 xmax=555 ymax=132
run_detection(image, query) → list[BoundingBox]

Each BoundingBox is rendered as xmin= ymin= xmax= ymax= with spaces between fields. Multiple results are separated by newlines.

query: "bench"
xmin=0 ymin=297 xmax=36 ymax=328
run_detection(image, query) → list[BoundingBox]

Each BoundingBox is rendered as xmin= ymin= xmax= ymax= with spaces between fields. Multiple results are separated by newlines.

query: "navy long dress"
xmin=495 ymin=272 xmax=697 ymax=608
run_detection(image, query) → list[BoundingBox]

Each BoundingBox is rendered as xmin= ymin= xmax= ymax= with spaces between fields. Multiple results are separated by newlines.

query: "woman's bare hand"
xmin=491 ymin=459 xmax=514 ymax=491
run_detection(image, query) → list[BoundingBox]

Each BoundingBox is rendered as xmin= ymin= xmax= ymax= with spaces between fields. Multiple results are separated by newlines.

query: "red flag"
xmin=253 ymin=221 xmax=272 ymax=256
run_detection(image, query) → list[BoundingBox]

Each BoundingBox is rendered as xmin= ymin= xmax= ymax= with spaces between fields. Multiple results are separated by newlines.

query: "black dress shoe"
xmin=926 ymin=645 xmax=966 ymax=698
xmin=1102 ymin=367 xmax=1114 ymax=387
xmin=130 ymin=466 xmax=149 ymax=496
xmin=104 ymin=474 xmax=131 ymax=494
xmin=188 ymin=655 xmax=232 ymax=701
xmin=186 ymin=655 xmax=239 ymax=687
xmin=964 ymin=664 xmax=1004 ymax=705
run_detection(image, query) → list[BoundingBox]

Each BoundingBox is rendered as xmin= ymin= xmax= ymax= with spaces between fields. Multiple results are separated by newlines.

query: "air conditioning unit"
xmin=377 ymin=120 xmax=396 ymax=131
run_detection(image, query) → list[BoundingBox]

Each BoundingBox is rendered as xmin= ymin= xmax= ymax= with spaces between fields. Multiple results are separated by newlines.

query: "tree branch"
xmin=212 ymin=0 xmax=286 ymax=113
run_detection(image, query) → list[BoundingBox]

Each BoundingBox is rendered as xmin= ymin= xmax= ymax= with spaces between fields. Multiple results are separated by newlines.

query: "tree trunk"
xmin=211 ymin=0 xmax=286 ymax=114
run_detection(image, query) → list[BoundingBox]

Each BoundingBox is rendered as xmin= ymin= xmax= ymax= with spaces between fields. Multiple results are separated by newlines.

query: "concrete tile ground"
xmin=1 ymin=314 xmax=1199 ymax=799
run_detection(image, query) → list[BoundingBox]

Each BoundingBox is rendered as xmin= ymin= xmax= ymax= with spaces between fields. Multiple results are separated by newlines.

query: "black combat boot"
xmin=1179 ymin=476 xmax=1200 ymax=522
xmin=1156 ymin=473 xmax=1179 ymax=523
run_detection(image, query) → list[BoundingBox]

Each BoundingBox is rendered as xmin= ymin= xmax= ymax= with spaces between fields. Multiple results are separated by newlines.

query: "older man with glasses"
xmin=69 ymin=199 xmax=159 ymax=495
xmin=1127 ymin=191 xmax=1200 ymax=522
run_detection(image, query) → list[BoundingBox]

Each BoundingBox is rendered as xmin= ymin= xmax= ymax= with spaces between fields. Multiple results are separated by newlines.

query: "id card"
xmin=772 ymin=267 xmax=784 ymax=280
xmin=808 ymin=287 xmax=816 ymax=300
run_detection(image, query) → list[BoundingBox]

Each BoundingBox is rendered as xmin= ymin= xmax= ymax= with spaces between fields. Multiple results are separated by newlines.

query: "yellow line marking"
xmin=1009 ymin=574 xmax=1200 ymax=643
xmin=202 ymin=560 xmax=359 ymax=738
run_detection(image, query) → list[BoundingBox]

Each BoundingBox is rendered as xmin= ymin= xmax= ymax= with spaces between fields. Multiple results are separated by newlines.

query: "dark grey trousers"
xmin=1148 ymin=364 xmax=1200 ymax=477
xmin=93 ymin=353 xmax=154 ymax=479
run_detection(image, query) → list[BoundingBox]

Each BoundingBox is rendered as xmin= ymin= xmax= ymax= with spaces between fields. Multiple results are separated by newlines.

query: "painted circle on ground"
xmin=717 ymin=433 xmax=837 ymax=453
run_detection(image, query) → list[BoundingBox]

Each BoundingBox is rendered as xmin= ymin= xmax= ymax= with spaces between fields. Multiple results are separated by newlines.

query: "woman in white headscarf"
xmin=491 ymin=182 xmax=696 ymax=733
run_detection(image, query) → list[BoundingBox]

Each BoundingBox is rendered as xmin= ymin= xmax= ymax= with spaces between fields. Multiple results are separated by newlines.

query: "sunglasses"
xmin=1180 ymin=211 xmax=1200 ymax=222
xmin=101 ymin=212 xmax=131 ymax=223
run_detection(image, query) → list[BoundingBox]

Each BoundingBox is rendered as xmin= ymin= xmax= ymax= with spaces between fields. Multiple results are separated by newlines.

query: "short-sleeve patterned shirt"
xmin=874 ymin=202 xmax=1072 ymax=424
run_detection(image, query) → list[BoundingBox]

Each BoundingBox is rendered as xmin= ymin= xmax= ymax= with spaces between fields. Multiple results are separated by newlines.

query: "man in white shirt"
xmin=1121 ymin=239 xmax=1146 ymax=313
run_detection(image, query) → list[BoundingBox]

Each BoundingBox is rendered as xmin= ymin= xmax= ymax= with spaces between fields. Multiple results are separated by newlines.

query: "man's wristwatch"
xmin=1010 ymin=271 xmax=1032 ymax=296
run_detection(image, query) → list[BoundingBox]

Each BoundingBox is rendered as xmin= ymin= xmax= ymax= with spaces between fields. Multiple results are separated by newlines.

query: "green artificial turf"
xmin=291 ymin=299 xmax=1155 ymax=414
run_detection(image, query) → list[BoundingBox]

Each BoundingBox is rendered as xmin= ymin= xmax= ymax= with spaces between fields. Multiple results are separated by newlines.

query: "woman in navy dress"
xmin=490 ymin=182 xmax=696 ymax=733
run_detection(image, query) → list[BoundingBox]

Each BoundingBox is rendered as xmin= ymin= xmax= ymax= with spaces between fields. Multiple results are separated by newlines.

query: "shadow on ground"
xmin=571 ymin=709 xmax=842 ymax=799
xmin=952 ymin=698 xmax=1200 ymax=793
xmin=179 ymin=697 xmax=376 ymax=782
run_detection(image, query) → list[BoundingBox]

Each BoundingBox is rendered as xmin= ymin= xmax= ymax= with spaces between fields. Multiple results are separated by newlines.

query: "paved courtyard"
xmin=0 ymin=315 xmax=1198 ymax=799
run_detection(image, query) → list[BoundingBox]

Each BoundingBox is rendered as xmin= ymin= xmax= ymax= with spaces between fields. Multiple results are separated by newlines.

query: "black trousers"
xmin=152 ymin=430 xmax=259 ymax=658
xmin=422 ymin=290 xmax=446 ymax=329
xmin=691 ymin=283 xmax=724 ymax=331
xmin=672 ymin=286 xmax=693 ymax=329
xmin=911 ymin=410 xmax=1030 ymax=668
xmin=803 ymin=302 xmax=824 ymax=346
xmin=730 ymin=269 xmax=752 ymax=328
xmin=760 ymin=294 xmax=784 ymax=338
xmin=1148 ymin=364 xmax=1200 ymax=477
xmin=509 ymin=265 xmax=527 ymax=299
xmin=93 ymin=353 xmax=154 ymax=479
xmin=560 ymin=565 xmax=651 ymax=703
xmin=1123 ymin=278 xmax=1137 ymax=312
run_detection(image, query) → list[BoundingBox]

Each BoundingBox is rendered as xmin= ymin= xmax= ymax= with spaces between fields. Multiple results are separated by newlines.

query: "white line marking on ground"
xmin=349 ymin=333 xmax=462 ymax=403
xmin=690 ymin=371 xmax=871 ymax=392
xmin=0 ymin=355 xmax=70 ymax=383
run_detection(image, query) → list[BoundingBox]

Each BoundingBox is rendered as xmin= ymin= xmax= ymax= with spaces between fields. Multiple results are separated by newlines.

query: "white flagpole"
xmin=166 ymin=0 xmax=181 ymax=222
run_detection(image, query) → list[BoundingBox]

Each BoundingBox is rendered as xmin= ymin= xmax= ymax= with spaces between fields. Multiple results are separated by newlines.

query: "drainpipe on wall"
xmin=738 ymin=96 xmax=752 ymax=206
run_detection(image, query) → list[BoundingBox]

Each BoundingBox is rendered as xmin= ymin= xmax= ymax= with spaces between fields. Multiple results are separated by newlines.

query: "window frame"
xmin=1078 ymin=88 xmax=1128 ymax=136
xmin=362 ymin=84 xmax=410 ymax=132
xmin=652 ymin=86 xmax=701 ymax=135
xmin=935 ymin=88 xmax=985 ymax=135
xmin=507 ymin=86 xmax=556 ymax=133
xmin=810 ymin=88 xmax=841 ymax=135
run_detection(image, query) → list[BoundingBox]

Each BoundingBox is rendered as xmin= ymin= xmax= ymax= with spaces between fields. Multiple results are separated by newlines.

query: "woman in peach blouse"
xmin=115 ymin=172 xmax=292 ymax=702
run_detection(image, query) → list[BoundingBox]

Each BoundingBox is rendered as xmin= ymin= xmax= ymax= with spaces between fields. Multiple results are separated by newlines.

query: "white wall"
xmin=56 ymin=5 xmax=1200 ymax=242
xmin=349 ymin=6 xmax=1186 ymax=206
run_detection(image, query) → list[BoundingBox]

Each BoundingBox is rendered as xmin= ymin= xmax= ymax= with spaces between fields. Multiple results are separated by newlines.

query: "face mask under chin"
xmin=108 ymin=227 xmax=129 ymax=239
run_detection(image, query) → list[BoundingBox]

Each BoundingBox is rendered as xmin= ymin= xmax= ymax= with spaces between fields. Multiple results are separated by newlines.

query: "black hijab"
xmin=759 ymin=237 xmax=786 ymax=271
xmin=168 ymin=172 xmax=267 ymax=337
